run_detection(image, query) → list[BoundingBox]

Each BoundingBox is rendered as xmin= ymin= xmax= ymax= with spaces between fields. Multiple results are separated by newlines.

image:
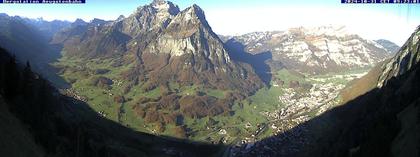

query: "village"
xmin=229 ymin=71 xmax=368 ymax=156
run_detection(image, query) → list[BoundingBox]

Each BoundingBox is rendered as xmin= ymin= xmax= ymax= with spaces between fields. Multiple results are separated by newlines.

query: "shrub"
xmin=289 ymin=80 xmax=300 ymax=88
xmin=113 ymin=95 xmax=125 ymax=104
xmin=179 ymin=95 xmax=227 ymax=118
xmin=142 ymin=81 xmax=158 ymax=92
xmin=90 ymin=76 xmax=113 ymax=89
xmin=144 ymin=110 xmax=160 ymax=123
xmin=94 ymin=69 xmax=110 ymax=75
xmin=67 ymin=78 xmax=77 ymax=84
xmin=155 ymin=122 xmax=165 ymax=133
xmin=173 ymin=126 xmax=187 ymax=138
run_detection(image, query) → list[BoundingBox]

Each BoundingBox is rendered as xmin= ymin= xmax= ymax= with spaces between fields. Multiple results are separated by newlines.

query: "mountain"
xmin=51 ymin=0 xmax=264 ymax=130
xmin=234 ymin=26 xmax=420 ymax=157
xmin=23 ymin=17 xmax=71 ymax=39
xmin=312 ymin=25 xmax=420 ymax=157
xmin=53 ymin=0 xmax=263 ymax=94
xmin=0 ymin=14 xmax=50 ymax=62
xmin=225 ymin=26 xmax=394 ymax=74
xmin=375 ymin=39 xmax=400 ymax=54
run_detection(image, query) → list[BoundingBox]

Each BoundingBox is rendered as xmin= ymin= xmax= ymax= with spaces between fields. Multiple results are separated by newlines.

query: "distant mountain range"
xmin=223 ymin=26 xmax=399 ymax=74
xmin=374 ymin=39 xmax=401 ymax=54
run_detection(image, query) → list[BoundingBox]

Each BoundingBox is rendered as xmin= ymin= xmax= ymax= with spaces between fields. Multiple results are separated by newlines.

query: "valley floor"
xmin=53 ymin=56 xmax=370 ymax=147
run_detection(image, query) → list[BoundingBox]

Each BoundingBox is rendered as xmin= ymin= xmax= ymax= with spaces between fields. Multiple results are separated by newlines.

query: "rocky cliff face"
xmin=226 ymin=26 xmax=393 ymax=74
xmin=119 ymin=0 xmax=180 ymax=37
xmin=377 ymin=27 xmax=420 ymax=87
xmin=236 ymin=26 xmax=420 ymax=157
xmin=53 ymin=0 xmax=263 ymax=93
xmin=148 ymin=4 xmax=230 ymax=65
xmin=340 ymin=27 xmax=419 ymax=103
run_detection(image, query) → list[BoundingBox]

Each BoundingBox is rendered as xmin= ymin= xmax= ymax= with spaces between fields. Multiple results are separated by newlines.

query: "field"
xmin=53 ymin=56 xmax=370 ymax=144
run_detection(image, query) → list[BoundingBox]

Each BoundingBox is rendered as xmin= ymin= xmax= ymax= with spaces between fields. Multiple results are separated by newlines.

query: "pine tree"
xmin=22 ymin=61 xmax=34 ymax=99
xmin=4 ymin=55 xmax=20 ymax=99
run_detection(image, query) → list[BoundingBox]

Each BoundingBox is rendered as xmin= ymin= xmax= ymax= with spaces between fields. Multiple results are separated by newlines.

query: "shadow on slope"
xmin=225 ymin=38 xmax=273 ymax=85
xmin=0 ymin=48 xmax=224 ymax=157
xmin=0 ymin=14 xmax=70 ymax=89
xmin=233 ymin=62 xmax=420 ymax=157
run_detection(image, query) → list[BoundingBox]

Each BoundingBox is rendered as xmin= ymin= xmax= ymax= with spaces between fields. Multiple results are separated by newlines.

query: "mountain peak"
xmin=163 ymin=3 xmax=215 ymax=39
xmin=72 ymin=18 xmax=87 ymax=26
xmin=374 ymin=39 xmax=400 ymax=54
xmin=74 ymin=18 xmax=86 ymax=23
xmin=88 ymin=18 xmax=108 ymax=27
xmin=187 ymin=4 xmax=205 ymax=19
xmin=151 ymin=0 xmax=166 ymax=5
xmin=171 ymin=4 xmax=207 ymax=26
xmin=124 ymin=0 xmax=180 ymax=36
xmin=116 ymin=15 xmax=125 ymax=21
xmin=150 ymin=0 xmax=180 ymax=15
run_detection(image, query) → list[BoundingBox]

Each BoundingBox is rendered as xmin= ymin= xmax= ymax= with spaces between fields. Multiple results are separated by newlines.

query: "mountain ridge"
xmin=51 ymin=0 xmax=264 ymax=124
xmin=225 ymin=26 xmax=394 ymax=74
xmin=374 ymin=39 xmax=400 ymax=54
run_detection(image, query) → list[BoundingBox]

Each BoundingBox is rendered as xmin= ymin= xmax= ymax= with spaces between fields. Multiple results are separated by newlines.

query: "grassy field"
xmin=53 ymin=56 xmax=238 ymax=142
xmin=275 ymin=69 xmax=306 ymax=86
xmin=54 ymin=56 xmax=370 ymax=144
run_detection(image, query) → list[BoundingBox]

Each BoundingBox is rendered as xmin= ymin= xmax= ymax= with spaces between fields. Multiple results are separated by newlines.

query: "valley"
xmin=2 ymin=0 xmax=418 ymax=157
xmin=53 ymin=53 xmax=370 ymax=144
xmin=19 ymin=0 xmax=392 ymax=145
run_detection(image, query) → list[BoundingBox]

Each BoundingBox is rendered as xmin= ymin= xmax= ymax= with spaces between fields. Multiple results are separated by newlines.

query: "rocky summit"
xmin=50 ymin=0 xmax=264 ymax=125
xmin=52 ymin=0 xmax=263 ymax=94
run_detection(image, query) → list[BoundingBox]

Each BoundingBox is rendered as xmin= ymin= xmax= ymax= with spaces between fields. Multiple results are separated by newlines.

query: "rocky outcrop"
xmin=120 ymin=0 xmax=180 ymax=37
xmin=340 ymin=26 xmax=419 ymax=103
xmin=377 ymin=26 xmax=420 ymax=87
xmin=149 ymin=5 xmax=230 ymax=64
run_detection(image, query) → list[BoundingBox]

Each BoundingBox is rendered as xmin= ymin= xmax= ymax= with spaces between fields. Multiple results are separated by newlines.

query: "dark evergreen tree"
xmin=4 ymin=55 xmax=20 ymax=99
xmin=22 ymin=61 xmax=34 ymax=100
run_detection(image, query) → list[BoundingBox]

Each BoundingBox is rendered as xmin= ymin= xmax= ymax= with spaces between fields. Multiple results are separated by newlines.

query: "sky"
xmin=0 ymin=0 xmax=419 ymax=45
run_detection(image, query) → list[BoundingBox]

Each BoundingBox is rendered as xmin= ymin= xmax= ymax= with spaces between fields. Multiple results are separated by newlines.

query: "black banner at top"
xmin=0 ymin=0 xmax=85 ymax=3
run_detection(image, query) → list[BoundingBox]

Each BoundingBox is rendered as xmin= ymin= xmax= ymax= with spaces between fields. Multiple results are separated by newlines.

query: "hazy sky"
xmin=0 ymin=0 xmax=419 ymax=45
